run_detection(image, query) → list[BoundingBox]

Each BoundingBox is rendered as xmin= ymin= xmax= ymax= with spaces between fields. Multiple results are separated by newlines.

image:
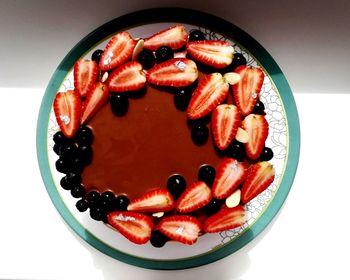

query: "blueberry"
xmin=150 ymin=230 xmax=169 ymax=248
xmin=174 ymin=87 xmax=192 ymax=111
xmin=60 ymin=176 xmax=72 ymax=190
xmin=101 ymin=191 xmax=116 ymax=202
xmin=252 ymin=101 xmax=265 ymax=115
xmin=55 ymin=158 xmax=70 ymax=174
xmin=53 ymin=143 xmax=60 ymax=155
xmin=91 ymin=49 xmax=104 ymax=64
xmin=78 ymin=145 xmax=93 ymax=166
xmin=66 ymin=172 xmax=82 ymax=185
xmin=198 ymin=165 xmax=216 ymax=186
xmin=89 ymin=206 xmax=104 ymax=221
xmin=167 ymin=174 xmax=186 ymax=199
xmin=115 ymin=195 xmax=130 ymax=211
xmin=53 ymin=131 xmax=69 ymax=145
xmin=76 ymin=126 xmax=94 ymax=145
xmin=205 ymin=198 xmax=222 ymax=216
xmin=87 ymin=191 xmax=101 ymax=206
xmin=76 ymin=199 xmax=89 ymax=212
xmin=110 ymin=93 xmax=128 ymax=117
xmin=69 ymin=157 xmax=85 ymax=174
xmin=59 ymin=143 xmax=78 ymax=160
xmin=71 ymin=184 xmax=86 ymax=198
xmin=155 ymin=46 xmax=174 ymax=63
xmin=189 ymin=29 xmax=206 ymax=42
xmin=231 ymin=53 xmax=247 ymax=70
xmin=191 ymin=124 xmax=209 ymax=145
xmin=259 ymin=147 xmax=274 ymax=161
xmin=137 ymin=49 xmax=155 ymax=69
xmin=225 ymin=140 xmax=245 ymax=161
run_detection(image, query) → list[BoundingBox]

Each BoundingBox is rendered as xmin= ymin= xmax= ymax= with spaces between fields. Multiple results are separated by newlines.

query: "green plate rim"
xmin=36 ymin=7 xmax=300 ymax=270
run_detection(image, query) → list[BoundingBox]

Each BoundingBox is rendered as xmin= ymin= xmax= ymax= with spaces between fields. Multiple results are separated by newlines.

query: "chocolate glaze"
xmin=82 ymin=84 xmax=223 ymax=199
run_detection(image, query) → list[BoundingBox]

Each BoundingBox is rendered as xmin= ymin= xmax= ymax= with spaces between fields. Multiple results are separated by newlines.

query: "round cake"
xmin=51 ymin=25 xmax=275 ymax=247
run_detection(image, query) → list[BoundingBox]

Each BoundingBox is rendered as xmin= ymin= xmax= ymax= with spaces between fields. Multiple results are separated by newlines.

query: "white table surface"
xmin=1 ymin=89 xmax=349 ymax=279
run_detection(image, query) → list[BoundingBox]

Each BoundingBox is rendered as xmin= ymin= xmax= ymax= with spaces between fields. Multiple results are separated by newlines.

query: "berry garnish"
xmin=167 ymin=174 xmax=186 ymax=200
xmin=55 ymin=158 xmax=70 ymax=174
xmin=78 ymin=145 xmax=93 ymax=166
xmin=53 ymin=144 xmax=60 ymax=155
xmin=191 ymin=123 xmax=209 ymax=145
xmin=110 ymin=93 xmax=129 ymax=117
xmin=204 ymin=206 xmax=245 ymax=233
xmin=155 ymin=46 xmax=174 ymax=63
xmin=252 ymin=100 xmax=266 ymax=115
xmin=60 ymin=176 xmax=72 ymax=190
xmin=137 ymin=49 xmax=155 ymax=69
xmin=76 ymin=126 xmax=94 ymax=145
xmin=74 ymin=59 xmax=98 ymax=97
xmin=91 ymin=49 xmax=104 ymax=64
xmin=127 ymin=189 xmax=174 ymax=213
xmin=89 ymin=206 xmax=104 ymax=221
xmin=198 ymin=165 xmax=216 ymax=187
xmin=87 ymin=190 xmax=101 ymax=206
xmin=76 ymin=199 xmax=89 ymax=212
xmin=69 ymin=157 xmax=85 ymax=174
xmin=231 ymin=53 xmax=247 ymax=70
xmin=58 ymin=143 xmax=78 ymax=160
xmin=259 ymin=147 xmax=274 ymax=161
xmin=60 ymin=172 xmax=81 ymax=190
xmin=101 ymin=191 xmax=116 ymax=202
xmin=173 ymin=87 xmax=192 ymax=111
xmin=150 ymin=230 xmax=169 ymax=248
xmin=53 ymin=131 xmax=69 ymax=145
xmin=70 ymin=184 xmax=86 ymax=198
xmin=204 ymin=198 xmax=222 ymax=216
xmin=143 ymin=25 xmax=187 ymax=51
xmin=188 ymin=29 xmax=206 ymax=42
xmin=115 ymin=195 xmax=130 ymax=211
xmin=226 ymin=140 xmax=246 ymax=161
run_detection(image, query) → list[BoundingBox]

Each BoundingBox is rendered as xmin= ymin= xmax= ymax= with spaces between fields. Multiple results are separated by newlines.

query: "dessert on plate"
xmin=51 ymin=25 xmax=275 ymax=247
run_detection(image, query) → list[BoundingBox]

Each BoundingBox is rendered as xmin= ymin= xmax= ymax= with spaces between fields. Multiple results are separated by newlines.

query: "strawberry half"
xmin=176 ymin=181 xmax=212 ymax=213
xmin=187 ymin=73 xmax=229 ymax=119
xmin=158 ymin=215 xmax=201 ymax=245
xmin=204 ymin=205 xmax=245 ymax=233
xmin=81 ymin=82 xmax=109 ymax=124
xmin=241 ymin=162 xmax=275 ymax=203
xmin=232 ymin=65 xmax=264 ymax=116
xmin=53 ymin=90 xmax=81 ymax=138
xmin=187 ymin=40 xmax=234 ymax=68
xmin=146 ymin=58 xmax=198 ymax=87
xmin=143 ymin=25 xmax=187 ymax=51
xmin=99 ymin=32 xmax=136 ymax=71
xmin=212 ymin=104 xmax=241 ymax=150
xmin=107 ymin=211 xmax=153 ymax=244
xmin=212 ymin=158 xmax=249 ymax=200
xmin=242 ymin=114 xmax=269 ymax=160
xmin=106 ymin=61 xmax=146 ymax=92
xmin=127 ymin=189 xmax=175 ymax=213
xmin=73 ymin=59 xmax=98 ymax=97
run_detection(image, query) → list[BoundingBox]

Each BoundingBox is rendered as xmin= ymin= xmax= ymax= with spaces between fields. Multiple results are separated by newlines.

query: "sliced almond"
xmin=100 ymin=71 xmax=109 ymax=83
xmin=152 ymin=212 xmax=164 ymax=218
xmin=132 ymin=39 xmax=144 ymax=61
xmin=225 ymin=189 xmax=241 ymax=208
xmin=223 ymin=72 xmax=240 ymax=85
xmin=235 ymin=127 xmax=249 ymax=143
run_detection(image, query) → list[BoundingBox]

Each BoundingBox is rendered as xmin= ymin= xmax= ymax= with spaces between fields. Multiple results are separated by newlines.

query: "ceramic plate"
xmin=36 ymin=8 xmax=300 ymax=270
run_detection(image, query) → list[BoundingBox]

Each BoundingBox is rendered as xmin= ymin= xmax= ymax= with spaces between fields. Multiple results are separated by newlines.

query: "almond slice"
xmin=225 ymin=189 xmax=241 ymax=208
xmin=235 ymin=127 xmax=249 ymax=143
xmin=152 ymin=212 xmax=164 ymax=218
xmin=100 ymin=71 xmax=109 ymax=83
xmin=132 ymin=39 xmax=144 ymax=61
xmin=223 ymin=72 xmax=240 ymax=85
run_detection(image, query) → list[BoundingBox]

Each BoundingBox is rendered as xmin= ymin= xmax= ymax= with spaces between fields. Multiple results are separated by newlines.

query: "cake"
xmin=52 ymin=25 xmax=275 ymax=247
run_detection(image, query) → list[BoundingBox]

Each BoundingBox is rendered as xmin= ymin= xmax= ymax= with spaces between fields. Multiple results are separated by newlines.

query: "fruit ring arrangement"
xmin=52 ymin=25 xmax=275 ymax=247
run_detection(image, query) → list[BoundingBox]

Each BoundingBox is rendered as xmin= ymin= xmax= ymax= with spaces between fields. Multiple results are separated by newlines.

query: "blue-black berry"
xmin=150 ymin=230 xmax=169 ymax=248
xmin=137 ymin=49 xmax=155 ymax=69
xmin=174 ymin=87 xmax=192 ymax=111
xmin=205 ymin=198 xmax=222 ymax=216
xmin=259 ymin=147 xmax=274 ymax=161
xmin=110 ymin=93 xmax=128 ymax=117
xmin=71 ymin=184 xmax=86 ymax=198
xmin=252 ymin=101 xmax=266 ymax=115
xmin=191 ymin=124 xmax=209 ymax=145
xmin=155 ymin=46 xmax=174 ymax=63
xmin=188 ymin=29 xmax=206 ymax=42
xmin=115 ymin=195 xmax=130 ymax=211
xmin=76 ymin=199 xmax=89 ymax=212
xmin=91 ymin=49 xmax=104 ymax=64
xmin=76 ymin=126 xmax=94 ymax=145
xmin=198 ymin=165 xmax=216 ymax=186
xmin=167 ymin=174 xmax=186 ymax=199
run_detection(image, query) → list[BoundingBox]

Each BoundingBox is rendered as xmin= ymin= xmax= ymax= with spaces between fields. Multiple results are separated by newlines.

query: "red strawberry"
xmin=232 ymin=65 xmax=264 ymax=116
xmin=242 ymin=114 xmax=269 ymax=160
xmin=187 ymin=40 xmax=234 ymax=68
xmin=204 ymin=205 xmax=245 ymax=233
xmin=73 ymin=59 xmax=98 ymax=97
xmin=176 ymin=181 xmax=212 ymax=213
xmin=53 ymin=90 xmax=81 ymax=138
xmin=241 ymin=161 xmax=275 ymax=204
xmin=143 ymin=25 xmax=187 ymax=51
xmin=107 ymin=211 xmax=153 ymax=244
xmin=127 ymin=189 xmax=175 ymax=213
xmin=99 ymin=32 xmax=136 ymax=71
xmin=212 ymin=158 xmax=249 ymax=200
xmin=81 ymin=82 xmax=109 ymax=124
xmin=146 ymin=58 xmax=198 ymax=87
xmin=106 ymin=61 xmax=146 ymax=92
xmin=212 ymin=104 xmax=241 ymax=150
xmin=187 ymin=73 xmax=229 ymax=119
xmin=158 ymin=215 xmax=201 ymax=245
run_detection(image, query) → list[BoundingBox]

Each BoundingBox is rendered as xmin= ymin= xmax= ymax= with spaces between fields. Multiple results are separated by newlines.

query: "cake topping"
xmin=204 ymin=206 xmax=245 ymax=233
xmin=73 ymin=59 xmax=98 ymax=97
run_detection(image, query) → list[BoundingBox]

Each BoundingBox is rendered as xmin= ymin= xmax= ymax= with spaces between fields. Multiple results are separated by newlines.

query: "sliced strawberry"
xmin=187 ymin=73 xmax=229 ymax=119
xmin=242 ymin=114 xmax=269 ymax=160
xmin=107 ymin=211 xmax=153 ymax=244
xmin=146 ymin=58 xmax=198 ymax=87
xmin=241 ymin=162 xmax=275 ymax=203
xmin=99 ymin=32 xmax=136 ymax=71
xmin=143 ymin=25 xmax=187 ymax=51
xmin=187 ymin=40 xmax=234 ymax=68
xmin=81 ymin=82 xmax=109 ymax=124
xmin=212 ymin=104 xmax=241 ymax=150
xmin=73 ymin=59 xmax=98 ymax=97
xmin=106 ymin=61 xmax=146 ymax=92
xmin=204 ymin=205 xmax=245 ymax=233
xmin=232 ymin=65 xmax=264 ymax=116
xmin=212 ymin=158 xmax=249 ymax=200
xmin=176 ymin=181 xmax=212 ymax=213
xmin=53 ymin=90 xmax=81 ymax=138
xmin=158 ymin=215 xmax=201 ymax=245
xmin=127 ymin=189 xmax=175 ymax=213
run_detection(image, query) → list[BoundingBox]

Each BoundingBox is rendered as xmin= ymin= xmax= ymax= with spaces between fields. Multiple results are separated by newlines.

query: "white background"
xmin=1 ymin=1 xmax=350 ymax=279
